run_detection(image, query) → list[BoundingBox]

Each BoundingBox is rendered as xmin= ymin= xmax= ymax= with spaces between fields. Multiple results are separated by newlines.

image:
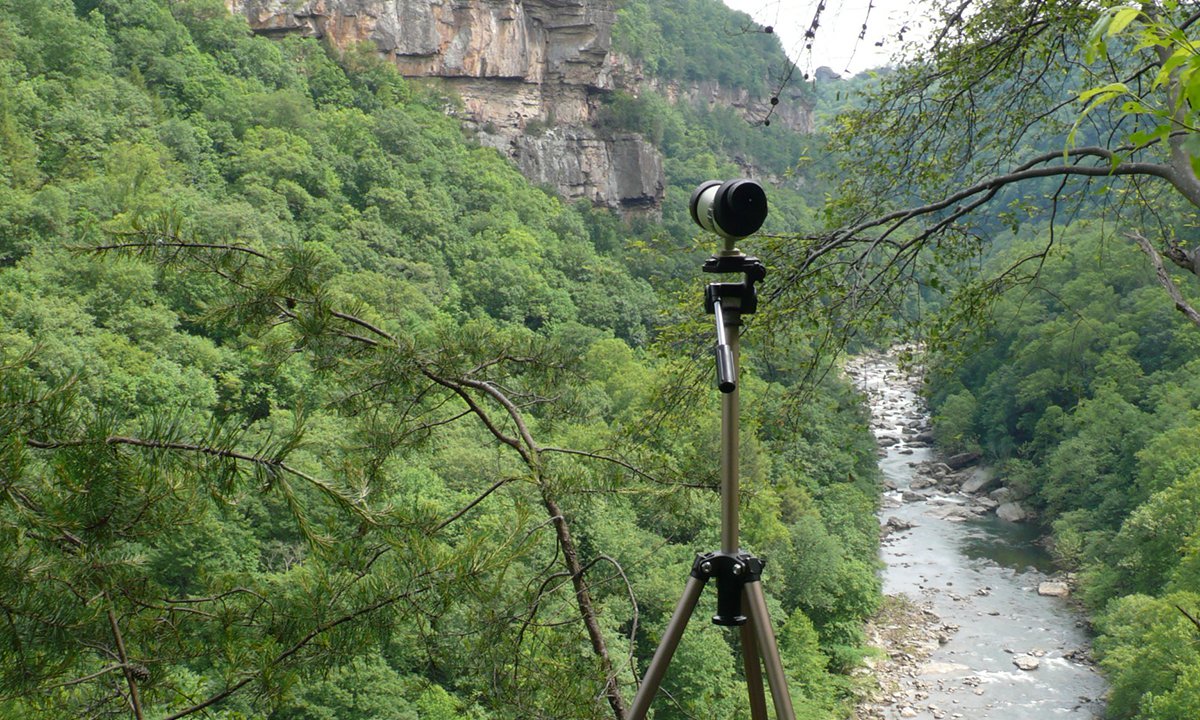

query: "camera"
xmin=689 ymin=180 xmax=768 ymax=247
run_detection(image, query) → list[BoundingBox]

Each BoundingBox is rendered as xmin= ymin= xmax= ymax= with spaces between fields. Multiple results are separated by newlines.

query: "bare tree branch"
xmin=1131 ymin=232 xmax=1200 ymax=328
xmin=1176 ymin=604 xmax=1200 ymax=634
xmin=106 ymin=608 xmax=145 ymax=720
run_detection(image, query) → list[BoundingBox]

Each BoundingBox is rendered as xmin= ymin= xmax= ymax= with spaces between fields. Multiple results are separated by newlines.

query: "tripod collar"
xmin=691 ymin=551 xmax=766 ymax=626
xmin=703 ymin=253 xmax=766 ymax=279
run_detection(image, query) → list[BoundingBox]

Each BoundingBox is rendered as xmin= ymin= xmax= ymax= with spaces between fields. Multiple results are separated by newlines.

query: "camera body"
xmin=689 ymin=179 xmax=768 ymax=250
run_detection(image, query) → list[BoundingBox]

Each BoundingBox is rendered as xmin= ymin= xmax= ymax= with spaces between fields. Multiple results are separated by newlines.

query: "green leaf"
xmin=1128 ymin=124 xmax=1172 ymax=148
xmin=1079 ymin=82 xmax=1131 ymax=103
xmin=1087 ymin=11 xmax=1113 ymax=43
xmin=1153 ymin=47 xmax=1192 ymax=90
xmin=1107 ymin=6 xmax=1142 ymax=36
xmin=1120 ymin=100 xmax=1151 ymax=115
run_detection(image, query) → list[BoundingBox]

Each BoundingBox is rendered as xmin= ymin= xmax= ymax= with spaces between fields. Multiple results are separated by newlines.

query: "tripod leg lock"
xmin=690 ymin=551 xmax=765 ymax=626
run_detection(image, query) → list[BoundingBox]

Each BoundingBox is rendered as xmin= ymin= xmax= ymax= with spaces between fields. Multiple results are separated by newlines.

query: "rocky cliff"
xmin=225 ymin=0 xmax=811 ymax=211
xmin=227 ymin=0 xmax=661 ymax=211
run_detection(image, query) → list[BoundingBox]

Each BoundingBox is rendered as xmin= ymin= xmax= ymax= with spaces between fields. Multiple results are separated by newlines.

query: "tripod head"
xmin=692 ymin=179 xmax=769 ymax=394
xmin=703 ymin=253 xmax=767 ymax=393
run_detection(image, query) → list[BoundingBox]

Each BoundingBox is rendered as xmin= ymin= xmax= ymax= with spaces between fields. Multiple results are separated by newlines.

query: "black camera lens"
xmin=690 ymin=179 xmax=768 ymax=241
xmin=712 ymin=180 xmax=767 ymax=239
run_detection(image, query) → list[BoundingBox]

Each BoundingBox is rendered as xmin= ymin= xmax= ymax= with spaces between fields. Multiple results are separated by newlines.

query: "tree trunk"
xmin=542 ymin=489 xmax=628 ymax=720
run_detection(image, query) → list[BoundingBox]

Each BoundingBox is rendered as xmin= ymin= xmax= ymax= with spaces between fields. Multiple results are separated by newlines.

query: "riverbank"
xmin=846 ymin=350 xmax=1105 ymax=720
xmin=853 ymin=595 xmax=956 ymax=720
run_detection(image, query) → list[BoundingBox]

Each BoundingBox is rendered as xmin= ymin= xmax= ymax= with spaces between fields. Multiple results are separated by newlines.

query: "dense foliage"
xmin=0 ymin=1 xmax=882 ymax=718
xmin=612 ymin=0 xmax=790 ymax=97
xmin=925 ymin=223 xmax=1200 ymax=720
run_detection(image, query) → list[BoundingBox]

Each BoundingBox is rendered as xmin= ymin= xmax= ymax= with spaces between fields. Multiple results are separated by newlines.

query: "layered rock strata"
xmin=226 ymin=0 xmax=664 ymax=210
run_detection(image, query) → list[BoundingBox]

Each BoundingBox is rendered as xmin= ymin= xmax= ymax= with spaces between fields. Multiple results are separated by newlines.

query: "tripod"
xmin=628 ymin=250 xmax=795 ymax=720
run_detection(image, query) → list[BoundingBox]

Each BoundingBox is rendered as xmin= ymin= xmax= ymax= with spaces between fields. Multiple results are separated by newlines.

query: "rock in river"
xmin=997 ymin=501 xmax=1028 ymax=522
xmin=1038 ymin=581 xmax=1071 ymax=598
xmin=961 ymin=467 xmax=998 ymax=494
xmin=945 ymin=451 xmax=981 ymax=469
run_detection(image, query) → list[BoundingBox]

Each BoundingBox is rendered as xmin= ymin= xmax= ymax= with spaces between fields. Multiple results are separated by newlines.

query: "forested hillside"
xmin=925 ymin=224 xmax=1200 ymax=718
xmin=0 ymin=1 xmax=883 ymax=718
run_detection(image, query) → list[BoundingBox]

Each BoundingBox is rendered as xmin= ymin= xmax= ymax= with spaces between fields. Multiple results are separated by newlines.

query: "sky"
xmin=721 ymin=0 xmax=933 ymax=77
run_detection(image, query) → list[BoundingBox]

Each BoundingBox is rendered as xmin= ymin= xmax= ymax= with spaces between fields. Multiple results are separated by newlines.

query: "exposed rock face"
xmin=226 ymin=0 xmax=665 ymax=210
xmin=508 ymin=130 xmax=662 ymax=208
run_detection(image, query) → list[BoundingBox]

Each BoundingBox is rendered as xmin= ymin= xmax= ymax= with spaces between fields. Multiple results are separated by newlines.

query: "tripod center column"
xmin=720 ymin=300 xmax=742 ymax=555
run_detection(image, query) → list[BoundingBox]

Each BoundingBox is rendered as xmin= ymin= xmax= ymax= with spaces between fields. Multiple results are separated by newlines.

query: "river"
xmin=846 ymin=351 xmax=1107 ymax=720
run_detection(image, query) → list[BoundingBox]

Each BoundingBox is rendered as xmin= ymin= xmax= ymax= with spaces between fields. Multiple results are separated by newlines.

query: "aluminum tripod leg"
xmin=628 ymin=575 xmax=706 ymax=720
xmin=740 ymin=618 xmax=769 ymax=720
xmin=744 ymin=581 xmax=796 ymax=720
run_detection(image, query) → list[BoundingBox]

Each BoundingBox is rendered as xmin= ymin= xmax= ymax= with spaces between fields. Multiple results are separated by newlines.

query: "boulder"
xmin=989 ymin=486 xmax=1014 ymax=504
xmin=938 ymin=477 xmax=963 ymax=492
xmin=883 ymin=516 xmax=917 ymax=535
xmin=945 ymin=451 xmax=981 ymax=470
xmin=997 ymin=501 xmax=1028 ymax=523
xmin=961 ymin=467 xmax=998 ymax=494
xmin=1013 ymin=655 xmax=1040 ymax=671
xmin=975 ymin=497 xmax=1000 ymax=511
xmin=1038 ymin=581 xmax=1070 ymax=598
xmin=910 ymin=475 xmax=937 ymax=490
xmin=929 ymin=505 xmax=976 ymax=521
xmin=928 ymin=462 xmax=953 ymax=478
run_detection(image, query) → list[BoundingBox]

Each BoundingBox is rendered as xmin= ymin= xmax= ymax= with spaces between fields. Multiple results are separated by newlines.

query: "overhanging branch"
xmin=1131 ymin=232 xmax=1200 ymax=329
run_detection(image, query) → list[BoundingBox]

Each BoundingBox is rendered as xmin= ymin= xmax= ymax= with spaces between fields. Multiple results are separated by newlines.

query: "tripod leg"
xmin=744 ymin=581 xmax=796 ymax=720
xmin=628 ymin=575 xmax=706 ymax=720
xmin=739 ymin=617 xmax=769 ymax=720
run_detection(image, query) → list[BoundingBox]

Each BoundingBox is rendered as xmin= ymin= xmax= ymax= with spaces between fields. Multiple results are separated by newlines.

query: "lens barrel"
xmin=689 ymin=179 xmax=768 ymax=241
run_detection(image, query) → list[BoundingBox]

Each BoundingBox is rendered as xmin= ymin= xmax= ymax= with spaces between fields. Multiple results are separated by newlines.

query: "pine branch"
xmin=541 ymin=491 xmax=627 ymax=720
xmin=44 ymin=664 xmax=126 ymax=690
xmin=1176 ymin=604 xmax=1200 ymax=634
xmin=541 ymin=446 xmax=715 ymax=490
xmin=84 ymin=238 xmax=271 ymax=260
xmin=419 ymin=366 xmax=628 ymax=719
xmin=421 ymin=370 xmax=529 ymax=463
xmin=87 ymin=227 xmax=398 ymax=346
xmin=23 ymin=434 xmax=371 ymax=524
xmin=434 ymin=476 xmax=520 ymax=532
xmin=160 ymin=583 xmax=432 ymax=720
xmin=329 ymin=309 xmax=395 ymax=344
